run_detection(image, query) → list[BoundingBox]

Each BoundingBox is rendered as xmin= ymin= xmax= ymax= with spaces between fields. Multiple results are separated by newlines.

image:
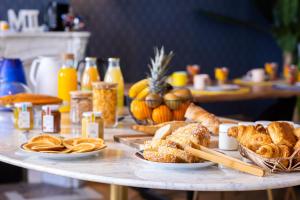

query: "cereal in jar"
xmin=92 ymin=82 xmax=118 ymax=127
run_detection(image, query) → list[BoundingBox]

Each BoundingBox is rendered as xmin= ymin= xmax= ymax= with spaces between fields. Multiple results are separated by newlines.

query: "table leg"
xmin=192 ymin=191 xmax=198 ymax=200
xmin=284 ymin=187 xmax=297 ymax=200
xmin=110 ymin=184 xmax=128 ymax=200
xmin=267 ymin=189 xmax=273 ymax=200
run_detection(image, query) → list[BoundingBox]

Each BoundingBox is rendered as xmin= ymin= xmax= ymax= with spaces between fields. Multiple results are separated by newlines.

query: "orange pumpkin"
xmin=173 ymin=101 xmax=190 ymax=121
xmin=130 ymin=100 xmax=152 ymax=120
xmin=152 ymin=105 xmax=173 ymax=124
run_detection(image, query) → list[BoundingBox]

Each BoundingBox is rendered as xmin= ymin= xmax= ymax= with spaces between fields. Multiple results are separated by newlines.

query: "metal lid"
xmin=14 ymin=102 xmax=32 ymax=107
xmin=85 ymin=57 xmax=97 ymax=62
xmin=108 ymin=57 xmax=120 ymax=62
xmin=219 ymin=123 xmax=237 ymax=133
xmin=82 ymin=111 xmax=102 ymax=117
xmin=70 ymin=90 xmax=92 ymax=98
xmin=92 ymin=81 xmax=118 ymax=89
xmin=42 ymin=105 xmax=60 ymax=111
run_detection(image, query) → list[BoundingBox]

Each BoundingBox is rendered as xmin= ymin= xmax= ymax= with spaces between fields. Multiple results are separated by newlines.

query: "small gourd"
xmin=173 ymin=102 xmax=190 ymax=120
xmin=130 ymin=100 xmax=152 ymax=120
xmin=152 ymin=105 xmax=173 ymax=124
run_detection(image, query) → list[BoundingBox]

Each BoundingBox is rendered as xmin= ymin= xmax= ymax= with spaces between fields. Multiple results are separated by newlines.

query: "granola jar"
xmin=70 ymin=91 xmax=93 ymax=124
xmin=92 ymin=82 xmax=118 ymax=128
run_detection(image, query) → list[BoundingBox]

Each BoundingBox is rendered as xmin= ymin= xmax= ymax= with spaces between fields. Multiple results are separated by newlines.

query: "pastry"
xmin=168 ymin=123 xmax=210 ymax=148
xmin=0 ymin=93 xmax=62 ymax=106
xmin=256 ymin=144 xmax=290 ymax=158
xmin=143 ymin=123 xmax=210 ymax=163
xmin=23 ymin=134 xmax=106 ymax=154
xmin=157 ymin=145 xmax=200 ymax=163
xmin=267 ymin=122 xmax=296 ymax=148
xmin=152 ymin=124 xmax=172 ymax=140
xmin=294 ymin=127 xmax=300 ymax=139
xmin=184 ymin=103 xmax=220 ymax=135
xmin=29 ymin=134 xmax=62 ymax=145
xmin=143 ymin=150 xmax=179 ymax=163
xmin=228 ymin=125 xmax=272 ymax=151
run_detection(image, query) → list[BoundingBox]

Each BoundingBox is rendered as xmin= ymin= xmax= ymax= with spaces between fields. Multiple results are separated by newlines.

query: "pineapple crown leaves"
xmin=147 ymin=46 xmax=174 ymax=94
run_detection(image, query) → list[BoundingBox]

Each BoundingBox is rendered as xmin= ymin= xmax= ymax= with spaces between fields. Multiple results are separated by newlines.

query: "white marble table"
xmin=0 ymin=113 xmax=300 ymax=199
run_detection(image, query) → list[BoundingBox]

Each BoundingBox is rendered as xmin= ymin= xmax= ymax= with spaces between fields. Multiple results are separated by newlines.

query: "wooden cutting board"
xmin=114 ymin=134 xmax=219 ymax=150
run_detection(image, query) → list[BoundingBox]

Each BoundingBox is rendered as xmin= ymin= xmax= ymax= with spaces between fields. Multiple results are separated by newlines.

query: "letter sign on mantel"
xmin=8 ymin=9 xmax=40 ymax=32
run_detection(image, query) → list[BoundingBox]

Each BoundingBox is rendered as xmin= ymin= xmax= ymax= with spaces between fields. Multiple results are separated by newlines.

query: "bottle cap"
xmin=42 ymin=105 xmax=60 ymax=111
xmin=85 ymin=57 xmax=97 ymax=62
xmin=70 ymin=91 xmax=92 ymax=98
xmin=82 ymin=111 xmax=102 ymax=117
xmin=92 ymin=81 xmax=118 ymax=89
xmin=62 ymin=53 xmax=74 ymax=60
xmin=108 ymin=57 xmax=120 ymax=62
xmin=14 ymin=102 xmax=32 ymax=108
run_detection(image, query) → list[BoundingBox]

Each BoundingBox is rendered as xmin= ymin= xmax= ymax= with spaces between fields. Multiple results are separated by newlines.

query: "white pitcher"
xmin=30 ymin=56 xmax=61 ymax=96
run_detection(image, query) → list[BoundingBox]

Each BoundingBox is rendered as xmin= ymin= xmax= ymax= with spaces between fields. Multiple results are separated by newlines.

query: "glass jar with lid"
xmin=14 ymin=102 xmax=34 ymax=131
xmin=70 ymin=91 xmax=93 ymax=124
xmin=42 ymin=105 xmax=61 ymax=133
xmin=81 ymin=111 xmax=104 ymax=139
xmin=92 ymin=82 xmax=118 ymax=128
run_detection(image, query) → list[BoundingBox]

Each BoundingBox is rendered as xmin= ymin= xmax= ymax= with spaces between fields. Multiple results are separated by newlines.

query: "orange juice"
xmin=104 ymin=58 xmax=124 ymax=114
xmin=81 ymin=57 xmax=100 ymax=91
xmin=58 ymin=54 xmax=78 ymax=112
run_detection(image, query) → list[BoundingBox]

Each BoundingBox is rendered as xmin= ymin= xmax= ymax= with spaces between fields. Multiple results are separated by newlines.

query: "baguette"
xmin=0 ymin=93 xmax=62 ymax=106
xmin=184 ymin=103 xmax=220 ymax=135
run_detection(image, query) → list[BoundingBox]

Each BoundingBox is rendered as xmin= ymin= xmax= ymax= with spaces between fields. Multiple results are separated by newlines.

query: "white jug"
xmin=30 ymin=56 xmax=61 ymax=96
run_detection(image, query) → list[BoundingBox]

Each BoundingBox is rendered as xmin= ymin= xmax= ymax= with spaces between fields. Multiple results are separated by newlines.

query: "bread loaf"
xmin=184 ymin=103 xmax=220 ymax=135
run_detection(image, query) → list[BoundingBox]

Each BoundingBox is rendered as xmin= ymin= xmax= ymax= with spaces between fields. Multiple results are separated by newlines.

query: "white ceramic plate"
xmin=19 ymin=144 xmax=107 ymax=160
xmin=135 ymin=151 xmax=215 ymax=170
xmin=206 ymin=84 xmax=240 ymax=91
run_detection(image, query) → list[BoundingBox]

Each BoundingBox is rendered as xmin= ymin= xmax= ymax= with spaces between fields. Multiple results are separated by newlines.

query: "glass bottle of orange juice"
xmin=81 ymin=57 xmax=100 ymax=91
xmin=104 ymin=58 xmax=124 ymax=114
xmin=58 ymin=53 xmax=78 ymax=112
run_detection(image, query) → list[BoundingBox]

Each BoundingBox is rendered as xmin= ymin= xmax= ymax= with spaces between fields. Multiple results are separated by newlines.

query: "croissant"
xmin=256 ymin=144 xmax=290 ymax=158
xmin=228 ymin=125 xmax=272 ymax=151
xmin=294 ymin=127 xmax=300 ymax=139
xmin=267 ymin=122 xmax=297 ymax=148
xmin=184 ymin=103 xmax=220 ymax=135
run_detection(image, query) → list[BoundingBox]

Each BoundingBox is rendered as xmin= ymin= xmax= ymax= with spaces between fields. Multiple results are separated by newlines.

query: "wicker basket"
xmin=238 ymin=145 xmax=300 ymax=173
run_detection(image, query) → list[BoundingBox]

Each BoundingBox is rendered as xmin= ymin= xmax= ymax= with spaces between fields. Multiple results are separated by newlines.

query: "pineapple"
xmin=148 ymin=47 xmax=174 ymax=95
xmin=145 ymin=47 xmax=174 ymax=108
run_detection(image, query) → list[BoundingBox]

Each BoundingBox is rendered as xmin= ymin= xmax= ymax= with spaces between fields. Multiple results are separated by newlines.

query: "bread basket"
xmin=238 ymin=145 xmax=300 ymax=173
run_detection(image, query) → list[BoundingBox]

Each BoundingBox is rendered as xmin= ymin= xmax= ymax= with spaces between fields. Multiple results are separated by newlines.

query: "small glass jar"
xmin=92 ymin=82 xmax=118 ymax=128
xmin=81 ymin=111 xmax=104 ymax=139
xmin=70 ymin=91 xmax=92 ymax=124
xmin=14 ymin=102 xmax=34 ymax=131
xmin=42 ymin=105 xmax=61 ymax=133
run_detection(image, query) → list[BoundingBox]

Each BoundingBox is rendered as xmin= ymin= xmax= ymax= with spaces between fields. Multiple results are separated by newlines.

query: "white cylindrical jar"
xmin=219 ymin=123 xmax=238 ymax=150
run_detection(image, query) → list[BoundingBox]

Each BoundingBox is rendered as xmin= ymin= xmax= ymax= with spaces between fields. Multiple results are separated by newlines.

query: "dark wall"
xmin=71 ymin=0 xmax=282 ymax=83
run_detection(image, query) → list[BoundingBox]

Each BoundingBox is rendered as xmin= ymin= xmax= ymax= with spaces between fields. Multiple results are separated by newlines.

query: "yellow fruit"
xmin=130 ymin=100 xmax=152 ymax=120
xmin=152 ymin=105 xmax=173 ymax=124
xmin=129 ymin=79 xmax=148 ymax=98
xmin=136 ymin=87 xmax=150 ymax=100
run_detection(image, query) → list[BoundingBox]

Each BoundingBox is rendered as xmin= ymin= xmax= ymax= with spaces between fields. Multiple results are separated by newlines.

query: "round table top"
xmin=0 ymin=113 xmax=300 ymax=192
